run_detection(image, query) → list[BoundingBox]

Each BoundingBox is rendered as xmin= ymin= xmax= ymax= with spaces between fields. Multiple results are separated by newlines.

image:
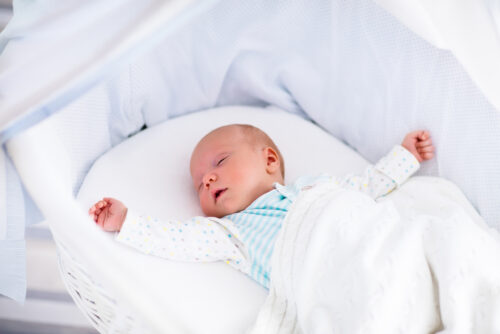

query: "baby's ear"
xmin=264 ymin=147 xmax=280 ymax=174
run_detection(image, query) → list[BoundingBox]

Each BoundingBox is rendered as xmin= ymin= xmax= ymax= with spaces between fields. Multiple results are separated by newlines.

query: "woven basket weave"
xmin=57 ymin=241 xmax=151 ymax=334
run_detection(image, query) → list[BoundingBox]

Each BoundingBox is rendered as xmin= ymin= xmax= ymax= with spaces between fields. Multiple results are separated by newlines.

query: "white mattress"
xmin=76 ymin=106 xmax=369 ymax=333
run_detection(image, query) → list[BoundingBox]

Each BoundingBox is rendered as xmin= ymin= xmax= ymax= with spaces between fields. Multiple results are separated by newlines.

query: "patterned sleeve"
xmin=115 ymin=212 xmax=249 ymax=273
xmin=336 ymin=145 xmax=420 ymax=199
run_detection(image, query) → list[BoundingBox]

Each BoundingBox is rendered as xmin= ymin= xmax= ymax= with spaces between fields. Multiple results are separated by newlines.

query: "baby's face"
xmin=190 ymin=127 xmax=273 ymax=218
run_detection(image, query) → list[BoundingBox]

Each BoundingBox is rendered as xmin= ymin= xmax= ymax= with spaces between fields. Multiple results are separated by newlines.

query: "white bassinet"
xmin=1 ymin=0 xmax=500 ymax=333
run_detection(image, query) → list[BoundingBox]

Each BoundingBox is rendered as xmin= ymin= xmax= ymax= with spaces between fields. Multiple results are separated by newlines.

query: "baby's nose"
xmin=203 ymin=173 xmax=217 ymax=187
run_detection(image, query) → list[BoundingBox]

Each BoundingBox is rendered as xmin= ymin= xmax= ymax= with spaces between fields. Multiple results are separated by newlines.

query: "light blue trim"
xmin=0 ymin=149 xmax=28 ymax=302
xmin=0 ymin=239 xmax=26 ymax=303
xmin=225 ymin=178 xmax=311 ymax=288
xmin=0 ymin=107 xmax=53 ymax=145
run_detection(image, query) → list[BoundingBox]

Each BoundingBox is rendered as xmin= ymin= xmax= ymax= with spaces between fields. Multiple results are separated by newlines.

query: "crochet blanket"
xmin=250 ymin=177 xmax=500 ymax=334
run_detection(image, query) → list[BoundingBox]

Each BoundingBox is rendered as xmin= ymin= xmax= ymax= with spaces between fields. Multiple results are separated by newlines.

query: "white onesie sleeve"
xmin=116 ymin=213 xmax=250 ymax=273
xmin=337 ymin=145 xmax=420 ymax=199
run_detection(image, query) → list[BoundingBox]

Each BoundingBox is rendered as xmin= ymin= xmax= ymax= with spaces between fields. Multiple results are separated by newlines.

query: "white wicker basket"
xmin=57 ymin=240 xmax=151 ymax=334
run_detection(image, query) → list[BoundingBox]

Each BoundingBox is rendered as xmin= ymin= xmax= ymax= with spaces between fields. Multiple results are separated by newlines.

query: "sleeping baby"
xmin=89 ymin=124 xmax=434 ymax=288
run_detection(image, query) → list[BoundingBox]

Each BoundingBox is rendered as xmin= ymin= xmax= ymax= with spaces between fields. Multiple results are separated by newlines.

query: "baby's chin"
xmin=203 ymin=211 xmax=228 ymax=218
xmin=201 ymin=205 xmax=228 ymax=218
xmin=204 ymin=208 xmax=234 ymax=218
xmin=202 ymin=202 xmax=244 ymax=218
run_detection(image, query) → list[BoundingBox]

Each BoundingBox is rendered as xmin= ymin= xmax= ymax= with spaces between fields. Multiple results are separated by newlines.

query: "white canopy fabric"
xmin=0 ymin=0 xmax=218 ymax=140
xmin=375 ymin=0 xmax=500 ymax=111
xmin=1 ymin=0 xmax=499 ymax=137
xmin=0 ymin=0 xmax=499 ymax=306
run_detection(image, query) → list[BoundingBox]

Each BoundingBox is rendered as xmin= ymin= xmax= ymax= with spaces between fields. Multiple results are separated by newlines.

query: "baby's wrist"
xmin=400 ymin=142 xmax=411 ymax=154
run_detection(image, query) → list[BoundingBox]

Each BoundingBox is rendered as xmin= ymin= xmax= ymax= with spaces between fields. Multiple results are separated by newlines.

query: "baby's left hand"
xmin=401 ymin=130 xmax=435 ymax=162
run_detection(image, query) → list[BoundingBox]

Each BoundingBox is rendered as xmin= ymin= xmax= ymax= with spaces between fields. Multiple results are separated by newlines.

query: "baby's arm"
xmin=89 ymin=198 xmax=248 ymax=271
xmin=117 ymin=212 xmax=247 ymax=265
xmin=337 ymin=130 xmax=434 ymax=199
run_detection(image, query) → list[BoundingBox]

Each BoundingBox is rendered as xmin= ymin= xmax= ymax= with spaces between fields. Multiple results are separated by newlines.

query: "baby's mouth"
xmin=213 ymin=188 xmax=227 ymax=202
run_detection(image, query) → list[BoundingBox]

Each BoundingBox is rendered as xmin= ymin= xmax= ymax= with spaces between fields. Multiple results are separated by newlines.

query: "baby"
xmin=89 ymin=124 xmax=434 ymax=288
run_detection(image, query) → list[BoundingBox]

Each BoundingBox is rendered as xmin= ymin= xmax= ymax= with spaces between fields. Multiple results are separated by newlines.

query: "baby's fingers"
xmin=89 ymin=199 xmax=108 ymax=223
xmin=416 ymin=139 xmax=432 ymax=148
xmin=89 ymin=200 xmax=107 ymax=212
xmin=96 ymin=211 xmax=106 ymax=228
xmin=417 ymin=145 xmax=435 ymax=153
xmin=421 ymin=152 xmax=434 ymax=160
xmin=417 ymin=130 xmax=430 ymax=141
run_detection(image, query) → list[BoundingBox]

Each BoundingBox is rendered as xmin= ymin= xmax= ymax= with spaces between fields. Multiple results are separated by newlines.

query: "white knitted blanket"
xmin=250 ymin=177 xmax=500 ymax=334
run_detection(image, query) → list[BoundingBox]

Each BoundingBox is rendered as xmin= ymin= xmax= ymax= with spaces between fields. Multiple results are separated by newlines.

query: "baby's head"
xmin=190 ymin=124 xmax=284 ymax=218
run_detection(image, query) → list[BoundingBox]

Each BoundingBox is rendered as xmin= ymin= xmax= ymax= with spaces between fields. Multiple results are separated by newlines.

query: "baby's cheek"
xmin=199 ymin=196 xmax=210 ymax=214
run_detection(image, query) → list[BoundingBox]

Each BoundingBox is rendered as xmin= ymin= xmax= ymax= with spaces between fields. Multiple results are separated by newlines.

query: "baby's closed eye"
xmin=217 ymin=156 xmax=228 ymax=166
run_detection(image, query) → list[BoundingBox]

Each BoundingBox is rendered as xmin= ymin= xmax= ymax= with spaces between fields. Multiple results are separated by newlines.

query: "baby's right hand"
xmin=88 ymin=197 xmax=127 ymax=232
